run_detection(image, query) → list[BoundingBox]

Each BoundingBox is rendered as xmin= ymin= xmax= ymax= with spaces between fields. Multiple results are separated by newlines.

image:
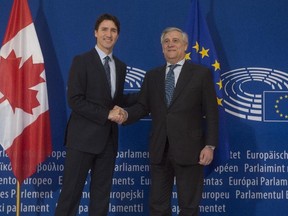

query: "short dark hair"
xmin=94 ymin=13 xmax=120 ymax=34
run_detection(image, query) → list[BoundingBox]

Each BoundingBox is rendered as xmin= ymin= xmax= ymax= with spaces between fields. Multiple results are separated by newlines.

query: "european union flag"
xmin=184 ymin=0 xmax=229 ymax=176
xmin=263 ymin=91 xmax=288 ymax=122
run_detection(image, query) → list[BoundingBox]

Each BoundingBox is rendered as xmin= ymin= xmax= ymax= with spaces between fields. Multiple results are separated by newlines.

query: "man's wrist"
xmin=205 ymin=145 xmax=216 ymax=150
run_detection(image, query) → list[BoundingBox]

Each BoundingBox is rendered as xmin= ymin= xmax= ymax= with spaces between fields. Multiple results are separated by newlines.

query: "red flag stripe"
xmin=2 ymin=0 xmax=32 ymax=44
xmin=6 ymin=111 xmax=52 ymax=184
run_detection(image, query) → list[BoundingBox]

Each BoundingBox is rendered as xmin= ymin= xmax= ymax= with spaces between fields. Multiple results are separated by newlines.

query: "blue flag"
xmin=185 ymin=0 xmax=229 ymax=176
xmin=263 ymin=91 xmax=288 ymax=122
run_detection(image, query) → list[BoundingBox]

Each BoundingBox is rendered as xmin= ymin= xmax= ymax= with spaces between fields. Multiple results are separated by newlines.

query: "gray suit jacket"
xmin=126 ymin=61 xmax=219 ymax=165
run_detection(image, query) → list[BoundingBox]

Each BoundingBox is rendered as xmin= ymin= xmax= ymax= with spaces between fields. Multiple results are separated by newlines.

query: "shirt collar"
xmin=166 ymin=58 xmax=185 ymax=68
xmin=95 ymin=45 xmax=113 ymax=61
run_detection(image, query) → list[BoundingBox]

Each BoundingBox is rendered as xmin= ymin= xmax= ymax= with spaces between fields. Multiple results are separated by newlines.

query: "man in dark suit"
xmin=114 ymin=27 xmax=219 ymax=216
xmin=55 ymin=14 xmax=136 ymax=216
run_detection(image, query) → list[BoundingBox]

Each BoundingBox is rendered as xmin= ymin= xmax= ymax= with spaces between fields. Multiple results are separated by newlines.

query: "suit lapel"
xmin=92 ymin=49 xmax=112 ymax=99
xmin=113 ymin=57 xmax=122 ymax=98
xmin=155 ymin=66 xmax=167 ymax=106
xmin=170 ymin=61 xmax=194 ymax=106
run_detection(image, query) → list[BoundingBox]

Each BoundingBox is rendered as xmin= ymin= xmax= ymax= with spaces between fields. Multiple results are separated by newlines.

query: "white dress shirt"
xmin=95 ymin=45 xmax=116 ymax=97
xmin=165 ymin=58 xmax=185 ymax=87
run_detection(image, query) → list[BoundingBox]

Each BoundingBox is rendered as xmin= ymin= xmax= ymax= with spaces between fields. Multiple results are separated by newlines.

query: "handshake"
xmin=108 ymin=105 xmax=128 ymax=124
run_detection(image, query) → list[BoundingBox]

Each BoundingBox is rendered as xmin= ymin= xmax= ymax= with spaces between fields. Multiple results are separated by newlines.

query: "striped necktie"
xmin=165 ymin=64 xmax=178 ymax=106
xmin=103 ymin=56 xmax=111 ymax=91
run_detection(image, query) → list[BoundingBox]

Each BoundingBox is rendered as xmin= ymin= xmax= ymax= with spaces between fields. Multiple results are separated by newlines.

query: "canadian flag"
xmin=0 ymin=0 xmax=52 ymax=184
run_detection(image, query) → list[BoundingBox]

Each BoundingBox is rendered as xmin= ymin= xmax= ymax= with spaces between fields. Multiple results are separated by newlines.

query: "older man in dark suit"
xmin=55 ymin=14 xmax=136 ymax=216
xmin=113 ymin=27 xmax=219 ymax=216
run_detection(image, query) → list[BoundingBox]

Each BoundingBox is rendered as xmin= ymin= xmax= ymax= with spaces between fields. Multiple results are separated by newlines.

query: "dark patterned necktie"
xmin=165 ymin=64 xmax=178 ymax=106
xmin=103 ymin=56 xmax=111 ymax=91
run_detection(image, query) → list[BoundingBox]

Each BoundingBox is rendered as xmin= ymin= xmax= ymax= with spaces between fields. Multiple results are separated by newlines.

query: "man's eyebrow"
xmin=100 ymin=26 xmax=117 ymax=31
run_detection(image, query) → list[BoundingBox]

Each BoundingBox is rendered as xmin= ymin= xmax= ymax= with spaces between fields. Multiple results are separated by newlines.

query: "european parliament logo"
xmin=124 ymin=66 xmax=146 ymax=91
xmin=221 ymin=67 xmax=288 ymax=122
xmin=124 ymin=66 xmax=151 ymax=121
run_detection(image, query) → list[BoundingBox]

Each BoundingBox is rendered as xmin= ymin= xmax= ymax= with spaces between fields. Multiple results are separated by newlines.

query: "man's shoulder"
xmin=147 ymin=65 xmax=165 ymax=74
xmin=183 ymin=61 xmax=211 ymax=77
xmin=69 ymin=49 xmax=100 ymax=68
xmin=184 ymin=61 xmax=209 ymax=71
xmin=112 ymin=55 xmax=126 ymax=68
xmin=73 ymin=48 xmax=97 ymax=60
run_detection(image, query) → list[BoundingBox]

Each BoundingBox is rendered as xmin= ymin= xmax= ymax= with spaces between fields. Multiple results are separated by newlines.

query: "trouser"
xmin=149 ymin=152 xmax=204 ymax=216
xmin=54 ymin=139 xmax=115 ymax=216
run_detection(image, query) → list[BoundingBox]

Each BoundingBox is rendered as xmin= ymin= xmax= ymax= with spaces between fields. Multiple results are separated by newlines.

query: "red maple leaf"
xmin=0 ymin=50 xmax=45 ymax=114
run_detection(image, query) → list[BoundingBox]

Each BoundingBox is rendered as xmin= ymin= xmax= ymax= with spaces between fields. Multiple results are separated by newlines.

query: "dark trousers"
xmin=54 ymin=140 xmax=115 ymax=216
xmin=149 ymin=152 xmax=204 ymax=216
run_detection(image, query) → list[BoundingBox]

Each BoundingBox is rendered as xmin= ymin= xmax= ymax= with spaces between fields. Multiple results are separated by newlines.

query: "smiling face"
xmin=161 ymin=30 xmax=188 ymax=64
xmin=95 ymin=20 xmax=119 ymax=55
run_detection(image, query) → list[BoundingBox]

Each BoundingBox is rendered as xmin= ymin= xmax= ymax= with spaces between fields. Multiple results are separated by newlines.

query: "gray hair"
xmin=160 ymin=27 xmax=189 ymax=45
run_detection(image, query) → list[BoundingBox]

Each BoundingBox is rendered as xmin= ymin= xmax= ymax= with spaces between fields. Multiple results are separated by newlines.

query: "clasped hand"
xmin=108 ymin=105 xmax=127 ymax=124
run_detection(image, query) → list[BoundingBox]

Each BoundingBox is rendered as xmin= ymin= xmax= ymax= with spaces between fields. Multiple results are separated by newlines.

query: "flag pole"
xmin=16 ymin=181 xmax=21 ymax=216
